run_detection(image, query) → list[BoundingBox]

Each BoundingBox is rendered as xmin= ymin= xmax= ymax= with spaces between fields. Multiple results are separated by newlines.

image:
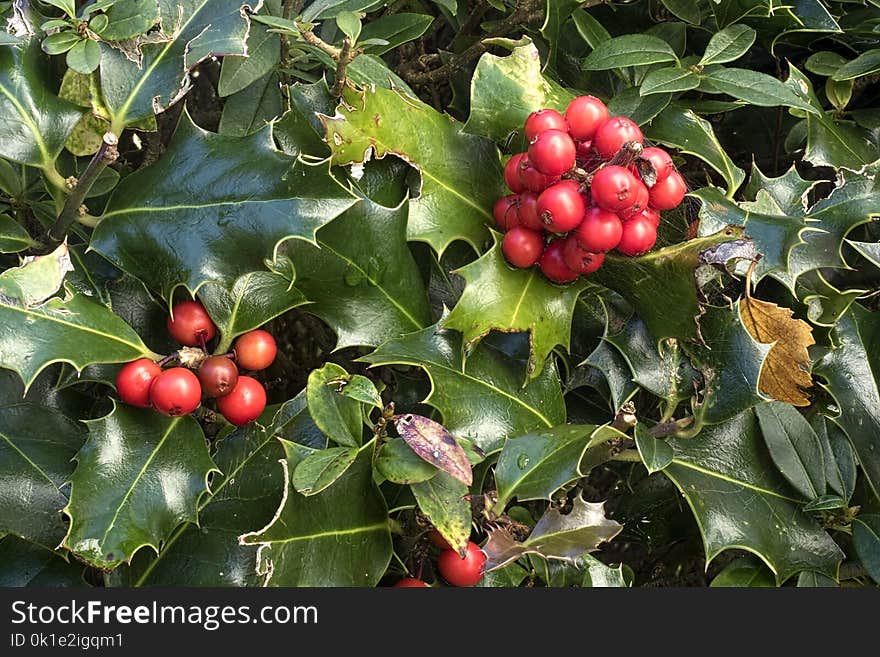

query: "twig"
xmin=48 ymin=133 xmax=118 ymax=243
xmin=647 ymin=416 xmax=694 ymax=438
xmin=331 ymin=37 xmax=355 ymax=97
xmin=278 ymin=0 xmax=304 ymax=85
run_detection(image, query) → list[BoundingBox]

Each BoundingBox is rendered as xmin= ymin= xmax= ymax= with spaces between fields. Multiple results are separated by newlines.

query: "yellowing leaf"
xmin=741 ymin=293 xmax=815 ymax=406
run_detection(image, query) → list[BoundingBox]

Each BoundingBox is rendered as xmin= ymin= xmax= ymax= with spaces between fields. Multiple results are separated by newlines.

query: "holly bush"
xmin=1 ymin=0 xmax=879 ymax=589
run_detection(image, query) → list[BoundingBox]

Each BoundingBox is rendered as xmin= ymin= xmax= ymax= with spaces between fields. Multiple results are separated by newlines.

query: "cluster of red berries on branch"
xmin=115 ymin=300 xmax=277 ymax=426
xmin=393 ymin=530 xmax=487 ymax=588
xmin=494 ymin=96 xmax=687 ymax=283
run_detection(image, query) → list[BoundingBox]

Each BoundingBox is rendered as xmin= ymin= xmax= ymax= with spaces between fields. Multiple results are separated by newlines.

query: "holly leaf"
xmin=91 ymin=114 xmax=357 ymax=301
xmin=530 ymin=553 xmax=632 ymax=588
xmin=582 ymin=340 xmax=638 ymax=412
xmin=361 ymin=323 xmax=566 ymax=452
xmin=0 ymin=536 xmax=86 ymax=587
xmin=711 ymin=556 xmax=775 ymax=587
xmin=288 ymin=197 xmax=431 ymax=350
xmin=0 ymin=214 xmax=36 ymax=254
xmin=217 ymin=22 xmax=280 ymax=98
xmin=635 ymin=424 xmax=674 ymax=474
xmin=443 ymin=233 xmax=587 ymax=380
xmin=0 ymin=403 xmax=86 ymax=549
xmin=742 ymin=163 xmax=818 ymax=216
xmin=663 ymin=410 xmax=843 ymax=584
xmin=101 ymin=0 xmax=160 ymax=41
xmin=0 ymin=41 xmax=83 ymax=168
xmin=0 ymin=241 xmax=73 ymax=306
xmin=306 ymin=363 xmax=364 ymax=448
xmin=394 ymin=413 xmax=472 ymax=486
xmin=292 ymin=446 xmax=359 ymax=496
xmin=756 ymin=402 xmax=825 ymax=500
xmin=63 ymin=404 xmax=217 ymax=570
xmin=411 ymin=471 xmax=471 ymax=557
xmin=464 ymin=38 xmax=573 ymax=141
xmin=320 ymin=84 xmax=504 ymax=254
xmin=814 ymin=305 xmax=880 ymax=500
xmin=240 ymin=439 xmax=392 ymax=586
xmin=99 ymin=1 xmax=255 ymax=129
xmin=797 ymin=271 xmax=867 ymax=328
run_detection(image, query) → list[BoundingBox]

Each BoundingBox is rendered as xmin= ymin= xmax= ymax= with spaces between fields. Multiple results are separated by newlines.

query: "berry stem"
xmin=158 ymin=352 xmax=179 ymax=367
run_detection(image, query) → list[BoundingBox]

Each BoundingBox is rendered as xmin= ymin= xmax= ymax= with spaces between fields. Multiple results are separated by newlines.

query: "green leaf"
xmin=99 ymin=1 xmax=254 ymax=129
xmin=102 ymin=0 xmax=159 ymax=41
xmin=494 ymin=425 xmax=603 ymax=510
xmin=583 ymin=340 xmax=638 ymax=412
xmin=464 ymin=38 xmax=574 ymax=142
xmin=92 ymin=114 xmax=357 ymax=301
xmin=41 ymin=31 xmax=81 ymax=55
xmin=0 ymin=536 xmax=86 ymax=587
xmin=443 ymin=233 xmax=587 ymax=380
xmin=711 ymin=556 xmax=775 ymax=587
xmin=814 ymin=305 xmax=880 ymax=500
xmin=852 ymin=515 xmax=880 ymax=583
xmin=811 ymin=416 xmax=856 ymax=502
xmin=660 ymin=0 xmax=702 ymax=25
xmin=664 ymin=410 xmax=843 ymax=584
xmin=571 ymin=9 xmax=610 ymax=50
xmin=832 ymin=49 xmax=880 ymax=81
xmin=58 ymin=68 xmax=111 ymax=156
xmin=240 ymin=439 xmax=392 ymax=586
xmin=307 ymin=363 xmax=364 ymax=447
xmin=635 ymin=424 xmax=673 ymax=474
xmin=362 ymin=323 xmax=566 ymax=452
xmin=218 ymin=72 xmax=283 ymax=137
xmin=607 ymin=87 xmax=671 ymax=125
xmin=0 ymin=41 xmax=84 ymax=168
xmin=301 ymin=0 xmax=384 ymax=22
xmin=540 ymin=0 xmax=583 ymax=64
xmin=339 ymin=375 xmax=382 ymax=409
xmin=289 ymin=198 xmax=431 ymax=350
xmin=522 ymin=497 xmax=621 ymax=560
xmin=640 ymin=67 xmax=700 ymax=95
xmin=646 ymin=105 xmax=745 ymax=193
xmin=703 ymin=68 xmax=818 ymax=114
xmin=583 ymin=34 xmax=678 ymax=70
xmin=358 ymin=13 xmax=434 ymax=55
xmin=292 ymin=446 xmax=359 ymax=496
xmin=335 ymin=11 xmax=362 ymax=43
xmin=0 ymin=241 xmax=73 ymax=306
xmin=218 ymin=24 xmax=280 ymax=97
xmin=798 ymin=271 xmax=865 ymax=328
xmin=322 ymin=85 xmax=503 ymax=255
xmin=63 ymin=405 xmax=217 ymax=570
xmin=805 ymin=51 xmax=848 ymax=77
xmin=756 ymin=402 xmax=825 ymax=500
xmin=825 ymin=78 xmax=852 ymax=111
xmin=699 ymin=25 xmax=757 ymax=66
xmin=797 ymin=571 xmax=837 ymax=587
xmin=594 ymin=228 xmax=746 ymax=346
xmin=0 ymin=403 xmax=86 ymax=549
xmin=0 ymin=215 xmax=35 ymax=253
xmin=42 ymin=0 xmax=77 ymax=16
xmin=375 ymin=439 xmax=438 ymax=484
xmin=65 ymin=38 xmax=101 ymax=74
xmin=411 ymin=471 xmax=471 ymax=556
xmin=529 ymin=553 xmax=631 ymax=587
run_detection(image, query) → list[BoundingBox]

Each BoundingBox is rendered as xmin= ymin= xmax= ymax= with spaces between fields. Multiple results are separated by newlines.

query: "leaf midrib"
xmin=0 ymin=81 xmax=52 ymax=167
xmin=258 ymin=521 xmax=389 ymax=545
xmin=0 ymin=430 xmax=60 ymax=490
xmin=669 ymin=458 xmax=802 ymax=502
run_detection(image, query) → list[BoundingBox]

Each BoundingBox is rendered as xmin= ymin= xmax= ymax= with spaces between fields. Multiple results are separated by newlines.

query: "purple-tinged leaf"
xmin=393 ymin=414 xmax=473 ymax=486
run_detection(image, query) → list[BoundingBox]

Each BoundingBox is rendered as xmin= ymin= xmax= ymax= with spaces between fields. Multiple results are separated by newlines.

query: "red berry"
xmin=217 ymin=375 xmax=267 ymax=426
xmin=528 ymin=129 xmax=576 ymax=176
xmin=639 ymin=206 xmax=661 ymax=228
xmin=198 ymin=356 xmax=239 ymax=399
xmin=537 ymin=182 xmax=585 ymax=233
xmin=574 ymin=206 xmax=623 ymax=253
xmin=565 ymin=96 xmax=610 ymax=141
xmin=502 ymin=227 xmax=544 ymax=268
xmin=593 ymin=117 xmax=643 ymax=159
xmin=539 ymin=240 xmax=580 ymax=284
xmin=517 ymin=156 xmax=557 ymax=192
xmin=562 ymin=237 xmax=605 ymax=274
xmin=504 ymin=153 xmax=526 ymax=193
xmin=394 ymin=578 xmax=430 ymax=588
xmin=234 ymin=330 xmax=277 ymax=371
xmin=116 ymin=358 xmax=162 ymax=408
xmin=493 ymin=195 xmax=520 ymax=231
xmin=149 ymin=367 xmax=202 ymax=417
xmin=649 ymin=170 xmax=687 ymax=210
xmin=618 ymin=180 xmax=650 ymax=220
xmin=524 ymin=108 xmax=567 ymax=141
xmin=617 ymin=214 xmax=658 ymax=256
xmin=591 ymin=165 xmax=641 ymax=212
xmin=167 ymin=300 xmax=216 ymax=347
xmin=437 ymin=542 xmax=486 ymax=587
xmin=639 ymin=147 xmax=674 ymax=182
xmin=516 ymin=192 xmax=542 ymax=230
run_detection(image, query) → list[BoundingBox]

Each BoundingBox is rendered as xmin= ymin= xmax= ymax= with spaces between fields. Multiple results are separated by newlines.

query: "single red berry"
xmin=617 ymin=214 xmax=658 ymax=256
xmin=217 ymin=375 xmax=267 ymax=426
xmin=639 ymin=206 xmax=661 ymax=228
xmin=524 ymin=108 xmax=567 ymax=141
xmin=437 ymin=542 xmax=486 ymax=587
xmin=116 ymin=358 xmax=162 ymax=408
xmin=539 ymin=240 xmax=580 ymax=284
xmin=234 ymin=330 xmax=278 ymax=371
xmin=394 ymin=578 xmax=430 ymax=588
xmin=617 ymin=180 xmax=650 ymax=220
xmin=574 ymin=206 xmax=623 ymax=253
xmin=197 ymin=356 xmax=239 ymax=399
xmin=167 ymin=300 xmax=216 ymax=347
xmin=516 ymin=192 xmax=542 ymax=230
xmin=528 ymin=129 xmax=576 ymax=177
xmin=565 ymin=96 xmax=610 ymax=141
xmin=502 ymin=227 xmax=544 ymax=268
xmin=493 ymin=195 xmax=520 ymax=231
xmin=537 ymin=182 xmax=585 ymax=233
xmin=149 ymin=367 xmax=202 ymax=417
xmin=649 ymin=170 xmax=687 ymax=210
xmin=504 ymin=153 xmax=527 ymax=193
xmin=517 ymin=155 xmax=557 ymax=192
xmin=592 ymin=117 xmax=643 ymax=160
xmin=591 ymin=165 xmax=641 ymax=212
xmin=429 ymin=529 xmax=452 ymax=550
xmin=639 ymin=147 xmax=674 ymax=182
xmin=562 ymin=237 xmax=605 ymax=275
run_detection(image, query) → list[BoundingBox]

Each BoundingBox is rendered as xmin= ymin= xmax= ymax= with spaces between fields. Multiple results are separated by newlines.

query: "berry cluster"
xmin=394 ymin=530 xmax=486 ymax=588
xmin=494 ymin=96 xmax=687 ymax=283
xmin=115 ymin=300 xmax=277 ymax=426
